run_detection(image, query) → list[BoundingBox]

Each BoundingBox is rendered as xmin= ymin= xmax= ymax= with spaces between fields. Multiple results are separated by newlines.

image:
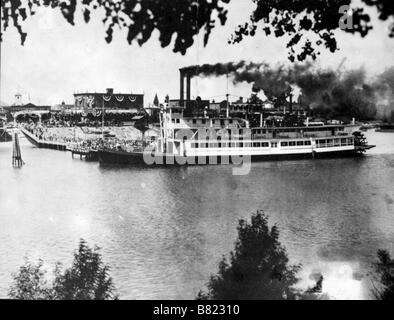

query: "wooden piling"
xmin=12 ymin=132 xmax=24 ymax=167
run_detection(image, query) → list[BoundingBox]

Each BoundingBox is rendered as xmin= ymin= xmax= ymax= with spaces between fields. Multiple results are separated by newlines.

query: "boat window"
xmin=220 ymin=120 xmax=225 ymax=126
xmin=231 ymin=142 xmax=236 ymax=148
xmin=297 ymin=141 xmax=304 ymax=146
xmin=262 ymin=142 xmax=269 ymax=147
xmin=304 ymin=141 xmax=311 ymax=146
xmin=229 ymin=120 xmax=233 ymax=124
xmin=176 ymin=119 xmax=180 ymax=123
xmin=202 ymin=119 xmax=206 ymax=125
xmin=238 ymin=142 xmax=244 ymax=148
xmin=341 ymin=138 xmax=347 ymax=144
xmin=289 ymin=141 xmax=296 ymax=146
xmin=281 ymin=142 xmax=289 ymax=147
xmin=244 ymin=142 xmax=251 ymax=148
xmin=271 ymin=142 xmax=278 ymax=148
xmin=193 ymin=119 xmax=197 ymax=124
xmin=253 ymin=142 xmax=260 ymax=147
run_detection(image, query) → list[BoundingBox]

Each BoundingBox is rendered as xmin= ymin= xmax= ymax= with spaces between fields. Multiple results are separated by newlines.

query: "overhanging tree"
xmin=1 ymin=1 xmax=393 ymax=61
xmin=230 ymin=0 xmax=394 ymax=61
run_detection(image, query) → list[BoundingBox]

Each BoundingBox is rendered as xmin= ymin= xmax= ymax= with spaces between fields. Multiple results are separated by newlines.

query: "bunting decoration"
xmin=128 ymin=96 xmax=136 ymax=102
xmin=115 ymin=95 xmax=124 ymax=102
xmin=86 ymin=96 xmax=95 ymax=108
xmin=103 ymin=95 xmax=112 ymax=102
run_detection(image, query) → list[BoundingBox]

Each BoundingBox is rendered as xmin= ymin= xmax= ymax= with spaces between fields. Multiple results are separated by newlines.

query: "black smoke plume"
xmin=181 ymin=61 xmax=394 ymax=121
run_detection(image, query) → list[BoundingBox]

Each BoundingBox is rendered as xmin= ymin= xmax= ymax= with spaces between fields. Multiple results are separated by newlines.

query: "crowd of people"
xmin=23 ymin=122 xmax=76 ymax=144
xmin=22 ymin=121 xmax=153 ymax=153
xmin=101 ymin=139 xmax=149 ymax=153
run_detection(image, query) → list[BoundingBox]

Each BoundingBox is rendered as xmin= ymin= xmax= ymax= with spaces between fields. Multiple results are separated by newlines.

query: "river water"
xmin=0 ymin=130 xmax=393 ymax=300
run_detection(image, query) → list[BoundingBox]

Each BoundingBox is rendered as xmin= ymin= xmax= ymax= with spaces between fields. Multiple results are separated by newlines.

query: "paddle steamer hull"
xmin=97 ymin=147 xmax=366 ymax=166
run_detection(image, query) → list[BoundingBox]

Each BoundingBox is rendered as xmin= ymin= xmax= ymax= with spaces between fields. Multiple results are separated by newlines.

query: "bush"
xmin=8 ymin=239 xmax=117 ymax=300
xmin=371 ymin=250 xmax=394 ymax=300
xmin=197 ymin=211 xmax=302 ymax=300
xmin=8 ymin=259 xmax=55 ymax=300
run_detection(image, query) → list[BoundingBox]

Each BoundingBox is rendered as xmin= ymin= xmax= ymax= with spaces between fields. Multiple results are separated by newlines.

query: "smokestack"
xmin=106 ymin=88 xmax=114 ymax=95
xmin=289 ymin=93 xmax=293 ymax=114
xmin=186 ymin=74 xmax=191 ymax=101
xmin=180 ymin=70 xmax=184 ymax=102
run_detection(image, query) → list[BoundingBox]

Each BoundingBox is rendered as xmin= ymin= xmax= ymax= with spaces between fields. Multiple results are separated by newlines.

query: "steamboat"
xmin=97 ymin=106 xmax=375 ymax=165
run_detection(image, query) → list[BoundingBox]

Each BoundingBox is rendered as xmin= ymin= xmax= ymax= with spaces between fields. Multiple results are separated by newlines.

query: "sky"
xmin=1 ymin=1 xmax=394 ymax=107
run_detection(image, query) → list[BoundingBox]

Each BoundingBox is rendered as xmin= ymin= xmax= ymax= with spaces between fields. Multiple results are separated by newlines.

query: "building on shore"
xmin=2 ymin=94 xmax=51 ymax=122
xmin=71 ymin=88 xmax=146 ymax=126
xmin=51 ymin=101 xmax=74 ymax=112
xmin=2 ymin=93 xmax=51 ymax=112
xmin=3 ymin=102 xmax=51 ymax=113
xmin=73 ymin=88 xmax=144 ymax=113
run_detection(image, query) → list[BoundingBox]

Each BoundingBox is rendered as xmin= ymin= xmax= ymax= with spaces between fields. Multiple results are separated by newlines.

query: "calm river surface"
xmin=1 ymin=130 xmax=393 ymax=299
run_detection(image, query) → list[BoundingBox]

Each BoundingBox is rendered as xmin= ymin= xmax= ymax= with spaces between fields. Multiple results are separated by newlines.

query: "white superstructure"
xmin=155 ymin=106 xmax=357 ymax=160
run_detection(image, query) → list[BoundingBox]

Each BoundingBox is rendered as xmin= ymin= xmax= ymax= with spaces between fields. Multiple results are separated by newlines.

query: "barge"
xmin=20 ymin=127 xmax=67 ymax=151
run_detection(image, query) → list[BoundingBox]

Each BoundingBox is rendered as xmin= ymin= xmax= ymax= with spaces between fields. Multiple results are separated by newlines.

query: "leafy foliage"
xmin=1 ymin=1 xmax=393 ymax=61
xmin=197 ymin=211 xmax=301 ymax=300
xmin=230 ymin=0 xmax=394 ymax=61
xmin=8 ymin=239 xmax=117 ymax=300
xmin=8 ymin=259 xmax=55 ymax=300
xmin=371 ymin=250 xmax=394 ymax=300
xmin=0 ymin=0 xmax=230 ymax=54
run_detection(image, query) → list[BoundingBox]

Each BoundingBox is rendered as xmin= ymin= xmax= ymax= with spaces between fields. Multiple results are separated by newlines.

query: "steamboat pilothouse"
xmin=97 ymin=104 xmax=375 ymax=165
